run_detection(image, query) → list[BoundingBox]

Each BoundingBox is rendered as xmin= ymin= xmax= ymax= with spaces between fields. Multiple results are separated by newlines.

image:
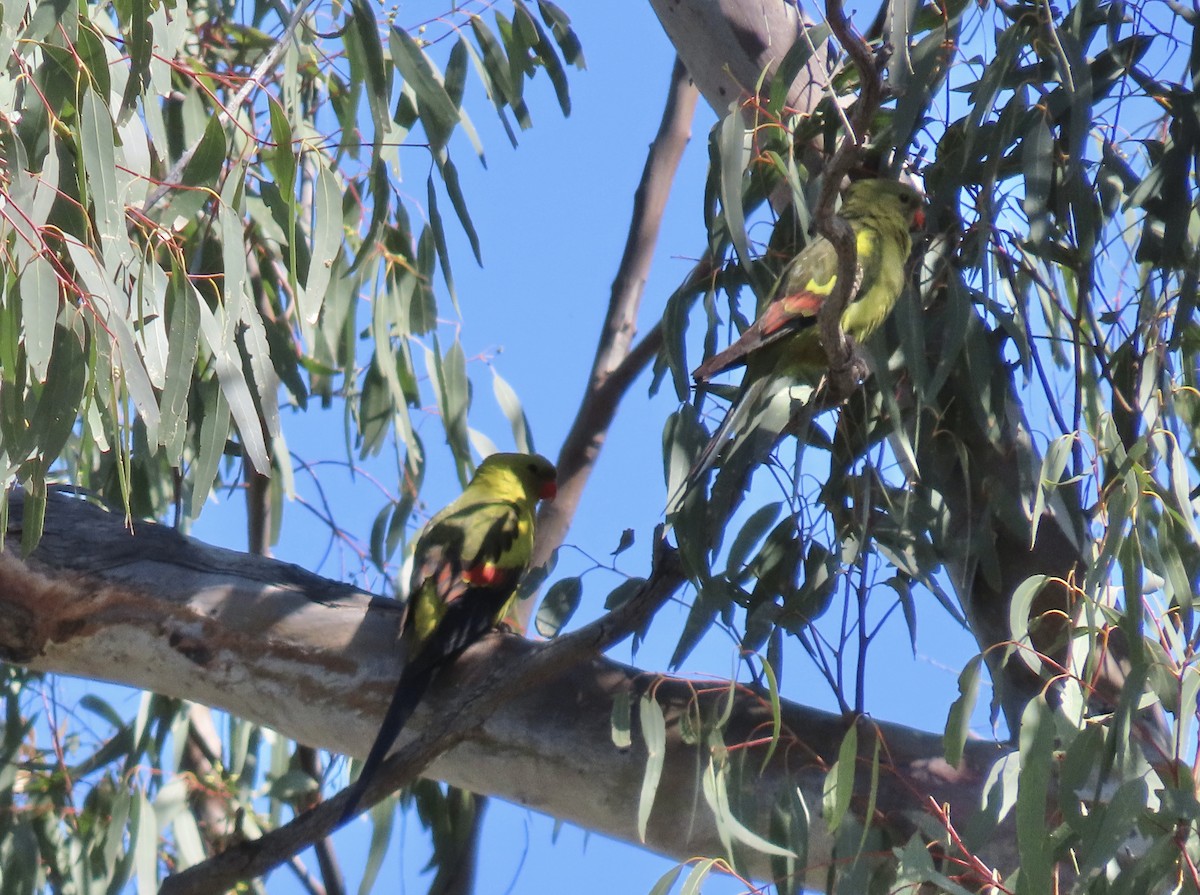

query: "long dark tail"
xmin=338 ymin=663 xmax=435 ymax=824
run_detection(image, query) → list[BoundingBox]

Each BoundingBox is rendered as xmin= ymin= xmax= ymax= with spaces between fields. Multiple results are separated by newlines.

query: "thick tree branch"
xmin=648 ymin=0 xmax=829 ymax=119
xmin=528 ymin=58 xmax=697 ymax=582
xmin=0 ymin=490 xmax=1025 ymax=889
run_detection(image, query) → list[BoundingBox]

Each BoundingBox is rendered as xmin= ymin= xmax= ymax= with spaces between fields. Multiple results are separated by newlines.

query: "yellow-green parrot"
xmin=340 ymin=452 xmax=557 ymax=822
xmin=683 ymin=179 xmax=926 ymax=494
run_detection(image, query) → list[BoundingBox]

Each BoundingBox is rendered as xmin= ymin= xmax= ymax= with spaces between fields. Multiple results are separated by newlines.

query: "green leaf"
xmin=610 ymin=689 xmax=631 ymax=749
xmin=347 ymin=0 xmax=389 ymax=164
xmin=427 ymin=337 xmax=471 ymax=478
xmin=647 ymin=865 xmax=683 ymax=895
xmin=855 ymin=733 xmax=882 ymax=858
xmin=162 ymin=115 xmax=226 ymax=222
xmin=358 ymin=796 xmax=397 ymax=894
xmin=491 ymin=369 xmax=532 ymax=453
xmin=636 ymin=694 xmax=666 ymax=842
xmin=1015 ymin=697 xmax=1055 ymax=895
xmin=604 ymin=576 xmax=646 ymax=610
xmin=133 ymin=788 xmax=157 ymax=895
xmin=187 ymin=377 xmax=230 ymax=518
xmin=265 ymin=96 xmax=296 ymax=196
xmin=536 ymin=0 xmax=584 ymax=67
xmin=29 ymin=324 xmax=85 ymax=464
xmin=717 ymin=114 xmax=754 ymax=287
xmin=702 ymin=757 xmax=794 ymax=857
xmin=239 ymin=300 xmax=280 ymax=440
xmin=64 ymin=238 xmax=162 ymax=445
xmin=534 ymin=576 xmax=582 ymax=638
xmin=514 ymin=1 xmax=570 ymax=116
xmin=80 ymin=89 xmax=121 ymax=263
xmin=611 ymin=528 xmax=635 ymax=557
xmin=1008 ymin=574 xmax=1047 ymax=674
xmin=1076 ymin=778 xmax=1148 ymax=880
xmin=823 ymin=724 xmax=856 ymax=835
xmin=20 ymin=253 xmax=57 ymax=382
xmin=724 ymin=501 xmax=782 ymax=580
xmin=668 ymin=585 xmax=720 ymax=670
xmin=19 ymin=478 xmax=45 ymax=556
xmin=680 ymin=858 xmax=718 ymax=895
xmin=170 ymin=802 xmax=205 ymax=867
xmin=300 ymin=158 xmax=342 ymax=332
xmin=268 ymin=769 xmax=319 ymax=800
xmin=390 ymin=25 xmax=460 ymax=152
xmin=462 ymin=20 xmax=519 ymax=145
xmin=1030 ymin=433 xmax=1073 ymax=544
xmin=943 ymin=655 xmax=982 ymax=767
xmin=662 ymin=404 xmax=709 ymax=515
xmin=194 ymin=294 xmax=269 ymax=475
xmin=435 ymin=154 xmax=481 ymax=265
xmin=427 ymin=173 xmax=457 ymax=308
xmin=159 ymin=277 xmax=199 ymax=459
xmin=1021 ymin=114 xmax=1054 ymax=245
xmin=759 ymin=655 xmax=782 ymax=770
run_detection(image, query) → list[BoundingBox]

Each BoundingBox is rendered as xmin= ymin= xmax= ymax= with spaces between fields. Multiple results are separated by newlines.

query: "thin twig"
xmin=813 ymin=0 xmax=888 ymax=399
xmin=141 ymin=0 xmax=318 ymax=213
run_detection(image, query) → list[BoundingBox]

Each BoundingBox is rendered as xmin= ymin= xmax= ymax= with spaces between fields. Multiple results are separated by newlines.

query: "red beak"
xmin=913 ymin=208 xmax=927 ymax=230
xmin=540 ymin=481 xmax=557 ymax=501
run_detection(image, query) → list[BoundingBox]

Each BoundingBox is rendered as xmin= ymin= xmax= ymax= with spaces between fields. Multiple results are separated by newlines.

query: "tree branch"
xmin=647 ymin=0 xmax=831 ymax=120
xmin=160 ymin=531 xmax=686 ymax=894
xmin=527 ymin=58 xmax=697 ymax=581
xmin=0 ymin=490 xmax=1025 ymax=889
xmin=813 ymin=0 xmax=886 ymax=399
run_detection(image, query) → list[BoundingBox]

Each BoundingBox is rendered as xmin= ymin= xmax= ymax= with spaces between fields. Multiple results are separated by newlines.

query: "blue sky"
xmin=184 ymin=2 xmax=985 ymax=892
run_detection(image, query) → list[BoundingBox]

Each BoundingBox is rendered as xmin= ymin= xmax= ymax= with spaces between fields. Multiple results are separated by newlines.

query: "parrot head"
xmin=842 ymin=179 xmax=927 ymax=231
xmin=476 ymin=452 xmax=558 ymax=502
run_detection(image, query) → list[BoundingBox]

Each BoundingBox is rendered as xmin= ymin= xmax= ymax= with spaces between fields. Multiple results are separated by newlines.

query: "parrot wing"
xmin=692 ymin=237 xmax=849 ymax=383
xmin=405 ymin=498 xmax=527 ymax=666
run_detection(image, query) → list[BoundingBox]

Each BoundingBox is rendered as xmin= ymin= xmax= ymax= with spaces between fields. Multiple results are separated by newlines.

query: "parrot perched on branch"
xmin=680 ymin=179 xmax=926 ymax=499
xmin=339 ymin=452 xmax=557 ymax=823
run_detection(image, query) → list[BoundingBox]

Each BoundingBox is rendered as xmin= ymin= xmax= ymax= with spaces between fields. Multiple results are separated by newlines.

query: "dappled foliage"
xmin=656 ymin=0 xmax=1200 ymax=889
xmin=0 ymin=0 xmax=580 ymax=540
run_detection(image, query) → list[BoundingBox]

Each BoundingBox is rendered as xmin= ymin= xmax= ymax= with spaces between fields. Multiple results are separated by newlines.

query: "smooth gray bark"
xmin=1 ymin=490 xmax=1017 ymax=887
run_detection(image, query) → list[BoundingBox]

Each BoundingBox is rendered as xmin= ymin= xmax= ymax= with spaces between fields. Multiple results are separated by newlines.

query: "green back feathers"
xmin=771 ymin=180 xmax=923 ymax=370
xmin=837 ymin=181 xmax=923 ymax=344
xmin=693 ymin=179 xmax=926 ymax=383
xmin=406 ymin=452 xmax=556 ymax=640
xmin=337 ymin=451 xmax=557 ymax=823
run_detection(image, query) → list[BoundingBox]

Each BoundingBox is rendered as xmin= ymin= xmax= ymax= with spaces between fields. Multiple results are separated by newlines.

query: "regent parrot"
xmin=340 ymin=452 xmax=557 ymax=823
xmin=681 ymin=179 xmax=926 ymax=499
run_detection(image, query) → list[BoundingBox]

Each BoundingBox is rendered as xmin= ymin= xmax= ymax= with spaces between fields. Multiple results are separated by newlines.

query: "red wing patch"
xmin=760 ymin=290 xmax=823 ymax=337
xmin=463 ymin=562 xmax=505 ymax=586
